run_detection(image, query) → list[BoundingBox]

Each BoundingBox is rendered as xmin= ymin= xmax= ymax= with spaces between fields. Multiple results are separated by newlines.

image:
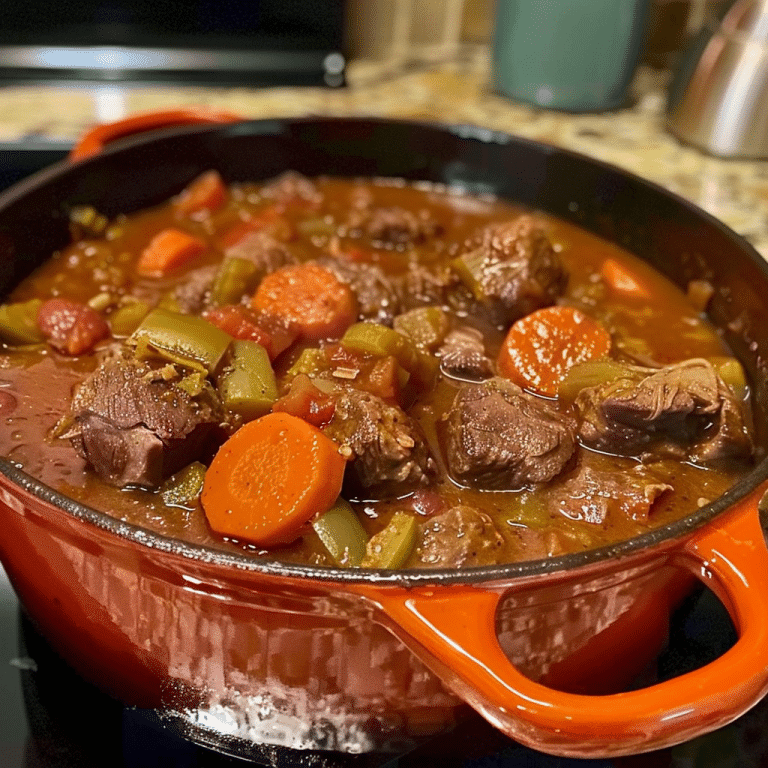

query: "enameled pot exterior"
xmin=1 ymin=119 xmax=768 ymax=759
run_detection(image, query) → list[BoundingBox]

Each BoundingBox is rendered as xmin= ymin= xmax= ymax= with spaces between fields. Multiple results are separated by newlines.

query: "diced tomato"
xmin=203 ymin=305 xmax=298 ymax=361
xmin=366 ymin=355 xmax=403 ymax=404
xmin=203 ymin=305 xmax=272 ymax=348
xmin=37 ymin=298 xmax=110 ymax=355
xmin=254 ymin=312 xmax=299 ymax=360
xmin=409 ymin=488 xmax=447 ymax=518
xmin=272 ymin=374 xmax=336 ymax=427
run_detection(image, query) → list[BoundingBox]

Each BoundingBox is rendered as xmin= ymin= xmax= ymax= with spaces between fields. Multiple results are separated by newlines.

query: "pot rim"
xmin=1 ymin=116 xmax=767 ymax=588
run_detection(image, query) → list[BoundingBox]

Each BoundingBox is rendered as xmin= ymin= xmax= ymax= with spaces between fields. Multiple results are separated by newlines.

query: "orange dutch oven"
xmin=1 ymin=114 xmax=768 ymax=760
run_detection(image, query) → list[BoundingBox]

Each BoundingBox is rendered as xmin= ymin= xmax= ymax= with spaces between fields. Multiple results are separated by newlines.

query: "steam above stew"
xmin=0 ymin=172 xmax=755 ymax=568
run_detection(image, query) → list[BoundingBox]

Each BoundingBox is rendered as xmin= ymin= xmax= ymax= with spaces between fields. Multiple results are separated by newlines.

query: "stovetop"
xmin=2 ymin=145 xmax=768 ymax=768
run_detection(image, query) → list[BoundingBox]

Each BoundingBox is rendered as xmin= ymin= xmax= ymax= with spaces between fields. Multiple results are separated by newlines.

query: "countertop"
xmin=0 ymin=47 xmax=767 ymax=258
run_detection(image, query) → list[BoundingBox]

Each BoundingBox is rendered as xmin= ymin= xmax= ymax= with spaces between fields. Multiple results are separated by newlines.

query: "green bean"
xmin=216 ymin=340 xmax=278 ymax=420
xmin=130 ymin=307 xmax=231 ymax=373
xmin=0 ymin=299 xmax=44 ymax=345
xmin=210 ymin=257 xmax=260 ymax=307
xmin=312 ymin=497 xmax=369 ymax=567
xmin=160 ymin=462 xmax=206 ymax=507
xmin=361 ymin=512 xmax=417 ymax=569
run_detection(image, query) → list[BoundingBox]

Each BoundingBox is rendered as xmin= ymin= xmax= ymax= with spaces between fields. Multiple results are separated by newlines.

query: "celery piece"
xmin=210 ymin=257 xmax=260 ymax=307
xmin=217 ymin=340 xmax=278 ymax=420
xmin=392 ymin=306 xmax=450 ymax=351
xmin=361 ymin=512 xmax=417 ymax=569
xmin=0 ymin=299 xmax=44 ymax=345
xmin=160 ymin=462 xmax=206 ymax=507
xmin=130 ymin=307 xmax=231 ymax=374
xmin=450 ymin=248 xmax=486 ymax=299
xmin=341 ymin=322 xmax=436 ymax=387
xmin=108 ymin=301 xmax=150 ymax=338
xmin=312 ymin=497 xmax=369 ymax=567
xmin=177 ymin=371 xmax=208 ymax=398
xmin=558 ymin=359 xmax=635 ymax=402
xmin=286 ymin=346 xmax=328 ymax=379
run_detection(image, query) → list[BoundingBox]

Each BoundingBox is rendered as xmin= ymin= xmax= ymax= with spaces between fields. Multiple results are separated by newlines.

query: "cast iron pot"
xmin=1 ymin=116 xmax=768 ymax=760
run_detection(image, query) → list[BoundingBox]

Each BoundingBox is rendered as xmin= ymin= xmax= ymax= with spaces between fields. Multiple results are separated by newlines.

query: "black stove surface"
xmin=2 ymin=147 xmax=767 ymax=768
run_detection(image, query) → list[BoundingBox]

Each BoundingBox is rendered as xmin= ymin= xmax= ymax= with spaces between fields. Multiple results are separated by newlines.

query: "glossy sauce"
xmin=0 ymin=176 xmax=752 ymax=566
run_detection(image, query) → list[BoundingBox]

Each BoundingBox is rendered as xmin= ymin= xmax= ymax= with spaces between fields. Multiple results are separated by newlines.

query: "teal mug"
xmin=492 ymin=0 xmax=651 ymax=112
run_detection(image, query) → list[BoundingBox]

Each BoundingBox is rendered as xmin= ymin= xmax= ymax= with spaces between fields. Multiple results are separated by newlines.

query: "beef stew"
xmin=0 ymin=172 xmax=755 ymax=569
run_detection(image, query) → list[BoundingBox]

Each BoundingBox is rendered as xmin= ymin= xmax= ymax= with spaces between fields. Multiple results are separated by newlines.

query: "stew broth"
xmin=0 ymin=174 xmax=754 ymax=568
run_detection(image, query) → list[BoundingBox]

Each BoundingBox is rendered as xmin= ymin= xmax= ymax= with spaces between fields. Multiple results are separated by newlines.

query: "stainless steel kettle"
xmin=667 ymin=0 xmax=768 ymax=158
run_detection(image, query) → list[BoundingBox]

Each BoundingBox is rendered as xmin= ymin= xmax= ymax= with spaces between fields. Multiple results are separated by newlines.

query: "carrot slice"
xmin=251 ymin=263 xmax=357 ymax=340
xmin=600 ymin=257 xmax=651 ymax=300
xmin=175 ymin=170 xmax=227 ymax=217
xmin=137 ymin=228 xmax=207 ymax=277
xmin=201 ymin=412 xmax=346 ymax=546
xmin=497 ymin=305 xmax=612 ymax=397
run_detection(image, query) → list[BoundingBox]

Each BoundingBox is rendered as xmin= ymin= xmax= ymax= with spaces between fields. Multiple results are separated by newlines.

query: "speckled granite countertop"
xmin=1 ymin=48 xmax=767 ymax=256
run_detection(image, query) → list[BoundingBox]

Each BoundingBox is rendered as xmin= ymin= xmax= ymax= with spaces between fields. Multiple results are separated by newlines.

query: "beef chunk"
xmin=260 ymin=171 xmax=321 ymax=206
xmin=452 ymin=216 xmax=567 ymax=325
xmin=316 ymin=257 xmax=402 ymax=325
xmin=347 ymin=206 xmax=442 ymax=248
xmin=508 ymin=526 xmax=570 ymax=561
xmin=67 ymin=354 xmax=225 ymax=488
xmin=548 ymin=463 xmax=672 ymax=525
xmin=224 ymin=231 xmax=297 ymax=276
xmin=398 ymin=262 xmax=456 ymax=310
xmin=443 ymin=377 xmax=576 ymax=489
xmin=438 ymin=326 xmax=495 ymax=381
xmin=323 ymin=389 xmax=436 ymax=491
xmin=413 ymin=505 xmax=505 ymax=568
xmin=576 ymin=359 xmax=754 ymax=464
xmin=171 ymin=265 xmax=218 ymax=314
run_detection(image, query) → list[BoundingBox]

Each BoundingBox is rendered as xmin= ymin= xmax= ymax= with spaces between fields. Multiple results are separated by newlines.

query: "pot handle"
xmin=69 ymin=107 xmax=242 ymax=161
xmin=360 ymin=486 xmax=768 ymax=757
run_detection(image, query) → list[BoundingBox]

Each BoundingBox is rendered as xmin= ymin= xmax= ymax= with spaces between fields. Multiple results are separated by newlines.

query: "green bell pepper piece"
xmin=312 ymin=497 xmax=369 ymax=567
xmin=361 ymin=512 xmax=417 ymax=569
xmin=0 ymin=299 xmax=44 ymax=345
xmin=216 ymin=339 xmax=278 ymax=420
xmin=130 ymin=307 xmax=231 ymax=374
